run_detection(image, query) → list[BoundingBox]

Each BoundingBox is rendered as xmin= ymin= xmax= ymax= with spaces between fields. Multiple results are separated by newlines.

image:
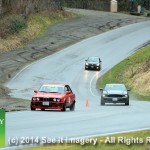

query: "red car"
xmin=30 ymin=83 xmax=76 ymax=111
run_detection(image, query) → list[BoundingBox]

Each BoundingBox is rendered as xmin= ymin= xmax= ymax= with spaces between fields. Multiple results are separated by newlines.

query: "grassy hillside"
xmin=98 ymin=45 xmax=150 ymax=100
xmin=0 ymin=11 xmax=74 ymax=53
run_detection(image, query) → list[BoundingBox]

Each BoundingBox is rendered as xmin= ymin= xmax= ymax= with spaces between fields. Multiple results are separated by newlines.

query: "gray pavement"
xmin=4 ymin=21 xmax=150 ymax=149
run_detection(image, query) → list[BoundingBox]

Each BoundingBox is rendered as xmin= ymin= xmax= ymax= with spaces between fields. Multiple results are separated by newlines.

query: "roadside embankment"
xmin=0 ymin=10 xmax=75 ymax=52
xmin=98 ymin=44 xmax=150 ymax=100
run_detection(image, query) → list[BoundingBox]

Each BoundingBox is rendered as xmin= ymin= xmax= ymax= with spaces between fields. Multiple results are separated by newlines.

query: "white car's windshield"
xmin=104 ymin=84 xmax=126 ymax=91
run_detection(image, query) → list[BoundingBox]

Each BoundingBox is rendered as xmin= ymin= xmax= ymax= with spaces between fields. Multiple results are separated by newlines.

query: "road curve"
xmin=5 ymin=21 xmax=150 ymax=146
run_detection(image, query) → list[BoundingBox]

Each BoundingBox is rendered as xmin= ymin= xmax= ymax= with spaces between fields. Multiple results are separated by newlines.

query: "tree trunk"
xmin=0 ymin=0 xmax=2 ymax=15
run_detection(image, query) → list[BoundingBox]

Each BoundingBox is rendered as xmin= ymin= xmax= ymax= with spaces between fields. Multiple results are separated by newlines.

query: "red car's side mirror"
xmin=66 ymin=91 xmax=71 ymax=95
xmin=34 ymin=90 xmax=38 ymax=93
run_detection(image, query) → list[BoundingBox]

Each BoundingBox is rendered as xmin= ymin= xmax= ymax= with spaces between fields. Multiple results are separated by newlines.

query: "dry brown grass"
xmin=99 ymin=45 xmax=150 ymax=98
xmin=0 ymin=16 xmax=45 ymax=52
xmin=0 ymin=11 xmax=74 ymax=53
xmin=131 ymin=70 xmax=150 ymax=96
xmin=123 ymin=60 xmax=150 ymax=96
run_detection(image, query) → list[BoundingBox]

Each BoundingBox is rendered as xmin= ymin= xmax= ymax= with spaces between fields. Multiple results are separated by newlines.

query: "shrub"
xmin=0 ymin=15 xmax=27 ymax=38
xmin=9 ymin=16 xmax=27 ymax=34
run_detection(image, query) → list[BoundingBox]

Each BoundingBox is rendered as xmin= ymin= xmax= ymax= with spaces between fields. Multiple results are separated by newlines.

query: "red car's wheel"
xmin=61 ymin=102 xmax=66 ymax=111
xmin=31 ymin=106 xmax=35 ymax=111
xmin=70 ymin=101 xmax=75 ymax=111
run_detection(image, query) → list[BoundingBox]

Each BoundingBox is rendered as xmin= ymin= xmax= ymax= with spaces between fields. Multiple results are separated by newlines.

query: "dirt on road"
xmin=0 ymin=8 xmax=149 ymax=111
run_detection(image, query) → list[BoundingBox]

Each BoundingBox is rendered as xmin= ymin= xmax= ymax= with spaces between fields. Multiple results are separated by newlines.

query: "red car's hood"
xmin=33 ymin=92 xmax=65 ymax=98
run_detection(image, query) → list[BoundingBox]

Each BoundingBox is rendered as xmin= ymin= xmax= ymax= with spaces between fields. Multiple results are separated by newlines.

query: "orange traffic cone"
xmin=86 ymin=100 xmax=89 ymax=108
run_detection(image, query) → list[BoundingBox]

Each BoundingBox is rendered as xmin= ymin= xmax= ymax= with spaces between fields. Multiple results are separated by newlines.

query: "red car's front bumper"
xmin=31 ymin=101 xmax=64 ymax=110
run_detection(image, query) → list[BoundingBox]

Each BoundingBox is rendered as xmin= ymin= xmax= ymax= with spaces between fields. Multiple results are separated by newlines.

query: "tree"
xmin=0 ymin=0 xmax=2 ymax=15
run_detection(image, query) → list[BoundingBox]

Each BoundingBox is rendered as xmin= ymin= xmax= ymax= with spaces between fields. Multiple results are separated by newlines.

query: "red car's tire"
xmin=70 ymin=102 xmax=75 ymax=111
xmin=62 ymin=102 xmax=66 ymax=111
xmin=31 ymin=106 xmax=35 ymax=111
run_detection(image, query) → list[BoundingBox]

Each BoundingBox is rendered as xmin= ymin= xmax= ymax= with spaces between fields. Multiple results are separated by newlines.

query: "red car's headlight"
xmin=32 ymin=97 xmax=36 ymax=101
xmin=53 ymin=98 xmax=61 ymax=102
xmin=57 ymin=98 xmax=60 ymax=102
xmin=32 ymin=97 xmax=40 ymax=101
xmin=53 ymin=98 xmax=56 ymax=102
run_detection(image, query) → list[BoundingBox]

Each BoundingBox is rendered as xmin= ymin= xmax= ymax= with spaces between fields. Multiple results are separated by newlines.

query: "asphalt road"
xmin=4 ymin=21 xmax=150 ymax=148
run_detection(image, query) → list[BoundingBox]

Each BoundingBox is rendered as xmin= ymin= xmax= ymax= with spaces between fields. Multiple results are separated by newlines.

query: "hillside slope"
xmin=98 ymin=45 xmax=150 ymax=100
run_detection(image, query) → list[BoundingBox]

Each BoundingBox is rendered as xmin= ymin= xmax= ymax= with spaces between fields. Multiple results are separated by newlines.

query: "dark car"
xmin=85 ymin=56 xmax=102 ymax=71
xmin=30 ymin=83 xmax=76 ymax=111
xmin=100 ymin=84 xmax=130 ymax=106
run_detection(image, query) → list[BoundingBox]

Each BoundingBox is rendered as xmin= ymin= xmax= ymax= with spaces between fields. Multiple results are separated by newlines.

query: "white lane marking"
xmin=89 ymin=65 xmax=111 ymax=97
xmin=10 ymin=64 xmax=32 ymax=82
xmin=89 ymin=73 xmax=100 ymax=97
xmin=72 ymin=127 xmax=150 ymax=139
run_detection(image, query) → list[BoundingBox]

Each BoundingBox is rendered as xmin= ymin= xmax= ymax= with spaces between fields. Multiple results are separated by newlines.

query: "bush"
xmin=0 ymin=15 xmax=27 ymax=38
xmin=9 ymin=16 xmax=27 ymax=34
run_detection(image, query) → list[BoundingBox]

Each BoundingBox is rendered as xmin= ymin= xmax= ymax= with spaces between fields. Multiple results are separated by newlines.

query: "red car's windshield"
xmin=39 ymin=85 xmax=65 ymax=94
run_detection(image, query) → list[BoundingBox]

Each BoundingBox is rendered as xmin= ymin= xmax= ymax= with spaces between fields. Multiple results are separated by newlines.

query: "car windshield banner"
xmin=0 ymin=109 xmax=5 ymax=147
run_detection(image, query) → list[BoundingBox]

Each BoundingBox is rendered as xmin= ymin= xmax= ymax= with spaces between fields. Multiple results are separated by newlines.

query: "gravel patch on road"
xmin=0 ymin=8 xmax=149 ymax=111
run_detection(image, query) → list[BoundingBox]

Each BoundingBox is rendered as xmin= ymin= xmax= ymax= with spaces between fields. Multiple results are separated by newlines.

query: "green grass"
xmin=98 ymin=45 xmax=150 ymax=100
xmin=28 ymin=11 xmax=71 ymax=37
xmin=22 ymin=130 xmax=150 ymax=150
